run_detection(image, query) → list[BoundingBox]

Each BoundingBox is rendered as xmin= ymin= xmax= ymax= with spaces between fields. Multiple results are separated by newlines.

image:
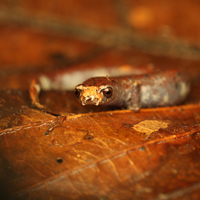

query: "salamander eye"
xmin=75 ymin=88 xmax=81 ymax=97
xmin=102 ymin=87 xmax=113 ymax=98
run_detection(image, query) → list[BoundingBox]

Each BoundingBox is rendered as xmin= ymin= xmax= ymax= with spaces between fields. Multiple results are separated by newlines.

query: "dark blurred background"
xmin=1 ymin=0 xmax=200 ymax=90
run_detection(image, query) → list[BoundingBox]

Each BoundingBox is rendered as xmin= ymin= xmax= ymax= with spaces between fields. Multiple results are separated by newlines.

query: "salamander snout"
xmin=75 ymin=85 xmax=113 ymax=106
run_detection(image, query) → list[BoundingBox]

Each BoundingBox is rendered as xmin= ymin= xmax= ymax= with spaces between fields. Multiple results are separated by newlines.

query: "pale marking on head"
xmin=76 ymin=85 xmax=107 ymax=106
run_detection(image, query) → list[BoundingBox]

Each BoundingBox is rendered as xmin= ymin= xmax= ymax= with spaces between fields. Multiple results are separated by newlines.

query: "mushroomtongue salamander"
xmin=75 ymin=70 xmax=190 ymax=111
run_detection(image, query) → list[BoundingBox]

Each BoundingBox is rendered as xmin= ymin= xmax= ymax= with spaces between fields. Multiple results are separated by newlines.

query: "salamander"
xmin=29 ymin=65 xmax=154 ymax=109
xmin=75 ymin=70 xmax=190 ymax=111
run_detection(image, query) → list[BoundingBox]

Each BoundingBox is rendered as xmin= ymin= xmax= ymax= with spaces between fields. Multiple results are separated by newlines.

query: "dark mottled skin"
xmin=76 ymin=70 xmax=190 ymax=111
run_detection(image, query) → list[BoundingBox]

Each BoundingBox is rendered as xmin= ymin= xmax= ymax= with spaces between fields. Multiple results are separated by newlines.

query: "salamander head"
xmin=75 ymin=84 xmax=113 ymax=106
xmin=75 ymin=77 xmax=116 ymax=106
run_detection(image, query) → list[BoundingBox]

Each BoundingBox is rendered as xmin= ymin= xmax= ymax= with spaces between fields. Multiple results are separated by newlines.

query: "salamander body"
xmin=75 ymin=70 xmax=190 ymax=111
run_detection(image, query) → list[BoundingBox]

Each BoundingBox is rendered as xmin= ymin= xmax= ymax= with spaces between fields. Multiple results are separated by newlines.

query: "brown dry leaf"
xmin=1 ymin=89 xmax=200 ymax=200
xmin=133 ymin=120 xmax=170 ymax=135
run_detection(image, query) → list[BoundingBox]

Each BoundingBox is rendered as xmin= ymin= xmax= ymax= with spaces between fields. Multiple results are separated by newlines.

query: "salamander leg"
xmin=127 ymin=81 xmax=141 ymax=112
